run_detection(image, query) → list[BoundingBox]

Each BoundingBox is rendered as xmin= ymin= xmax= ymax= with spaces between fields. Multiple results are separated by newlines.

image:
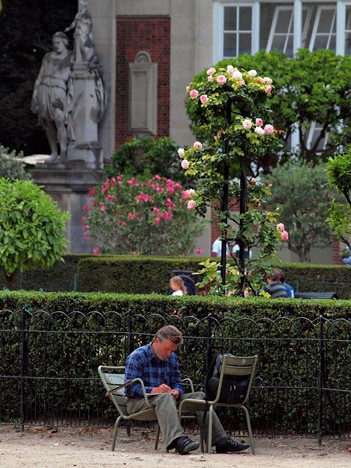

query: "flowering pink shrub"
xmin=82 ymin=175 xmax=204 ymax=255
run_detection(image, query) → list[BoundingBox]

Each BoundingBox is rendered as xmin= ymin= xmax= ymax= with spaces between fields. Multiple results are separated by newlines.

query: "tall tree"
xmin=266 ymin=162 xmax=333 ymax=262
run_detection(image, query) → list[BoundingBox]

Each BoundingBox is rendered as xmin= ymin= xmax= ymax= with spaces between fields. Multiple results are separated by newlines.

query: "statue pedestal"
xmin=32 ymin=163 xmax=103 ymax=253
xmin=66 ymin=63 xmax=105 ymax=169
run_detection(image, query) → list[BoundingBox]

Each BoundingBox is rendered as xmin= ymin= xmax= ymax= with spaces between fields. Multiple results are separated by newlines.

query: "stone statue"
xmin=64 ymin=0 xmax=106 ymax=168
xmin=64 ymin=0 xmax=94 ymax=65
xmin=31 ymin=32 xmax=71 ymax=163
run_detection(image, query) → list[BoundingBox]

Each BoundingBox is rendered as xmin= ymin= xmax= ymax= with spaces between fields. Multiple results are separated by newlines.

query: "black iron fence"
xmin=0 ymin=308 xmax=350 ymax=441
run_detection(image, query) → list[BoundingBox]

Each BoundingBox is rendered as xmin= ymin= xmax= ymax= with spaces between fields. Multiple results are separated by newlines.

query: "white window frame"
xmin=309 ymin=5 xmax=336 ymax=51
xmin=266 ymin=6 xmax=294 ymax=54
xmin=213 ymin=2 xmax=254 ymax=62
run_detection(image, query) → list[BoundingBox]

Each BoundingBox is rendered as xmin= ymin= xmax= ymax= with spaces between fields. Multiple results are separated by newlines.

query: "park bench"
xmin=294 ymin=291 xmax=337 ymax=299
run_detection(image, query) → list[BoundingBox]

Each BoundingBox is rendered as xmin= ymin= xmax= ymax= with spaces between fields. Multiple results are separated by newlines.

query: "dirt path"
xmin=0 ymin=425 xmax=350 ymax=467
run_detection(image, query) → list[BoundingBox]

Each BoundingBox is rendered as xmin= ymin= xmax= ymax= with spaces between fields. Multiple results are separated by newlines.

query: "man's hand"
xmin=151 ymin=384 xmax=178 ymax=395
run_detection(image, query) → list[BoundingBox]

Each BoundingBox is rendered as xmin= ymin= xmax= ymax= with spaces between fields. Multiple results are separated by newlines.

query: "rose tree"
xmin=82 ymin=175 xmax=205 ymax=255
xmin=180 ymin=65 xmax=288 ymax=296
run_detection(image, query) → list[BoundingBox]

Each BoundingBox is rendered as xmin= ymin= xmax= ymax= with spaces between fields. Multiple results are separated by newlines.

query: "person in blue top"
xmin=125 ymin=325 xmax=249 ymax=455
xmin=263 ymin=268 xmax=289 ymax=298
xmin=280 ymin=270 xmax=295 ymax=298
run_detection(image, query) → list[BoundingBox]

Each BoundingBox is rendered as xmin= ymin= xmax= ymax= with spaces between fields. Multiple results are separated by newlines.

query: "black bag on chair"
xmin=205 ymin=354 xmax=249 ymax=404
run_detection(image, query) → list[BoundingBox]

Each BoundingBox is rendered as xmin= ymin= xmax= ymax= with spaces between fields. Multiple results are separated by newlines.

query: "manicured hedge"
xmin=0 ymin=291 xmax=350 ymax=435
xmin=1 ymin=255 xmax=351 ymax=299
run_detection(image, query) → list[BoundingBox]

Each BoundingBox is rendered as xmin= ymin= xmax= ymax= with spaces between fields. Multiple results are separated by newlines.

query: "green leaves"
xmin=83 ymin=175 xmax=205 ymax=256
xmin=0 ymin=179 xmax=70 ymax=287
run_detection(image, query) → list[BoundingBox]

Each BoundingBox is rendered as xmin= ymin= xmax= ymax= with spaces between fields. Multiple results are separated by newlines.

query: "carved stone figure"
xmin=64 ymin=0 xmax=106 ymax=168
xmin=31 ymin=32 xmax=71 ymax=163
xmin=65 ymin=0 xmax=94 ymax=65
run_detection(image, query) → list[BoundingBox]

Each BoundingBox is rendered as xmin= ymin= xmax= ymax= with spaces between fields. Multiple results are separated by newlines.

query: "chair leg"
xmin=154 ymin=424 xmax=161 ymax=450
xmin=242 ymin=405 xmax=255 ymax=455
xmin=112 ymin=416 xmax=122 ymax=451
xmin=207 ymin=405 xmax=214 ymax=454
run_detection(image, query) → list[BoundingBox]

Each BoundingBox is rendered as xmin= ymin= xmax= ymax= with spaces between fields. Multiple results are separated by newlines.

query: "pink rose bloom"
xmin=255 ymin=127 xmax=265 ymax=135
xmin=243 ymin=119 xmax=253 ymax=130
xmin=83 ymin=232 xmax=90 ymax=240
xmin=264 ymin=124 xmax=274 ymax=134
xmin=119 ymin=220 xmax=127 ymax=227
xmin=83 ymin=205 xmax=90 ymax=212
xmin=177 ymin=148 xmax=185 ymax=158
xmin=181 ymin=159 xmax=189 ymax=170
xmin=216 ymin=74 xmax=227 ymax=85
xmin=196 ymin=247 xmax=203 ymax=255
xmin=128 ymin=212 xmax=135 ymax=220
xmin=200 ymin=95 xmax=208 ymax=104
xmin=153 ymin=207 xmax=160 ymax=214
xmin=227 ymin=65 xmax=234 ymax=74
xmin=187 ymin=189 xmax=195 ymax=197
xmin=187 ymin=200 xmax=196 ymax=210
xmin=232 ymin=70 xmax=243 ymax=80
xmin=264 ymin=77 xmax=273 ymax=85
xmin=281 ymin=231 xmax=289 ymax=241
xmin=99 ymin=205 xmax=105 ymax=212
xmin=208 ymin=75 xmax=213 ymax=82
xmin=193 ymin=141 xmax=203 ymax=150
xmin=181 ymin=190 xmax=191 ymax=199
xmin=153 ymin=217 xmax=161 ymax=224
xmin=93 ymin=247 xmax=101 ymax=255
xmin=81 ymin=216 xmax=86 ymax=222
xmin=189 ymin=89 xmax=199 ymax=99
xmin=83 ymin=224 xmax=89 ymax=231
xmin=256 ymin=118 xmax=263 ymax=127
xmin=276 ymin=223 xmax=285 ymax=232
xmin=207 ymin=67 xmax=216 ymax=75
xmin=265 ymin=85 xmax=273 ymax=94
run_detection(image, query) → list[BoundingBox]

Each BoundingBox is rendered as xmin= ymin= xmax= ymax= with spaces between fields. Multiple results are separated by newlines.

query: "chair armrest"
xmin=107 ymin=377 xmax=151 ymax=405
xmin=182 ymin=377 xmax=195 ymax=393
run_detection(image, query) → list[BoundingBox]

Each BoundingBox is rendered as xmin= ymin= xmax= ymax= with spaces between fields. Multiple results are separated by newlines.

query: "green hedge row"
xmin=0 ymin=291 xmax=350 ymax=435
xmin=1 ymin=255 xmax=351 ymax=298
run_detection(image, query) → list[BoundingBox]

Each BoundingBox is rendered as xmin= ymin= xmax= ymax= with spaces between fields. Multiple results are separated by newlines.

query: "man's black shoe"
xmin=176 ymin=436 xmax=200 ymax=455
xmin=215 ymin=437 xmax=250 ymax=453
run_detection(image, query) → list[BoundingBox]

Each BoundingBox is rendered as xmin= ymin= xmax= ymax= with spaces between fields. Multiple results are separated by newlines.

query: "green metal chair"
xmin=178 ymin=354 xmax=258 ymax=454
xmin=98 ymin=365 xmax=160 ymax=451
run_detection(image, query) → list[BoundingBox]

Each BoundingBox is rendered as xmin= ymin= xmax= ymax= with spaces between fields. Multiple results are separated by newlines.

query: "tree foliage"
xmin=187 ymin=49 xmax=351 ymax=173
xmin=0 ymin=144 xmax=30 ymax=180
xmin=326 ymin=151 xmax=351 ymax=250
xmin=106 ymin=136 xmax=192 ymax=185
xmin=266 ymin=162 xmax=333 ymax=262
xmin=0 ymin=179 xmax=70 ymax=288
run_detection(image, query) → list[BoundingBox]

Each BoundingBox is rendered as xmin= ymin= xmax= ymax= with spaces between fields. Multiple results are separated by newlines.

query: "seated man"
xmin=263 ymin=268 xmax=289 ymax=298
xmin=125 ymin=325 xmax=250 ymax=455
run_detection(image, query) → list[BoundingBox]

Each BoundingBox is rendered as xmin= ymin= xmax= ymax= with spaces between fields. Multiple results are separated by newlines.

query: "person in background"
xmin=232 ymin=242 xmax=252 ymax=259
xmin=124 ymin=325 xmax=250 ymax=455
xmin=211 ymin=237 xmax=230 ymax=258
xmin=263 ymin=268 xmax=289 ymax=298
xmin=280 ymin=270 xmax=295 ymax=298
xmin=169 ymin=276 xmax=187 ymax=296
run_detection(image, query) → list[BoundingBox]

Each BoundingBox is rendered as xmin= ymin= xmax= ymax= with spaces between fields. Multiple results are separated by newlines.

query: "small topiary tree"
xmin=326 ymin=150 xmax=351 ymax=251
xmin=0 ymin=179 xmax=70 ymax=289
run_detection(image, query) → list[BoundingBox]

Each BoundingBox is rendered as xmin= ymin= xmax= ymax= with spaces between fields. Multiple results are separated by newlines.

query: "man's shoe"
xmin=176 ymin=436 xmax=200 ymax=455
xmin=215 ymin=437 xmax=250 ymax=453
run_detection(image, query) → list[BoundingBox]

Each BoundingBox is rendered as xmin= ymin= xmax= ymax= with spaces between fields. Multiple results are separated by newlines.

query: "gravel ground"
xmin=0 ymin=425 xmax=350 ymax=467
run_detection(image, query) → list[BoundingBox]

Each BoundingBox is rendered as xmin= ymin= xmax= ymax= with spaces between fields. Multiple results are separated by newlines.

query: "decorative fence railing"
xmin=0 ymin=308 xmax=350 ymax=442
